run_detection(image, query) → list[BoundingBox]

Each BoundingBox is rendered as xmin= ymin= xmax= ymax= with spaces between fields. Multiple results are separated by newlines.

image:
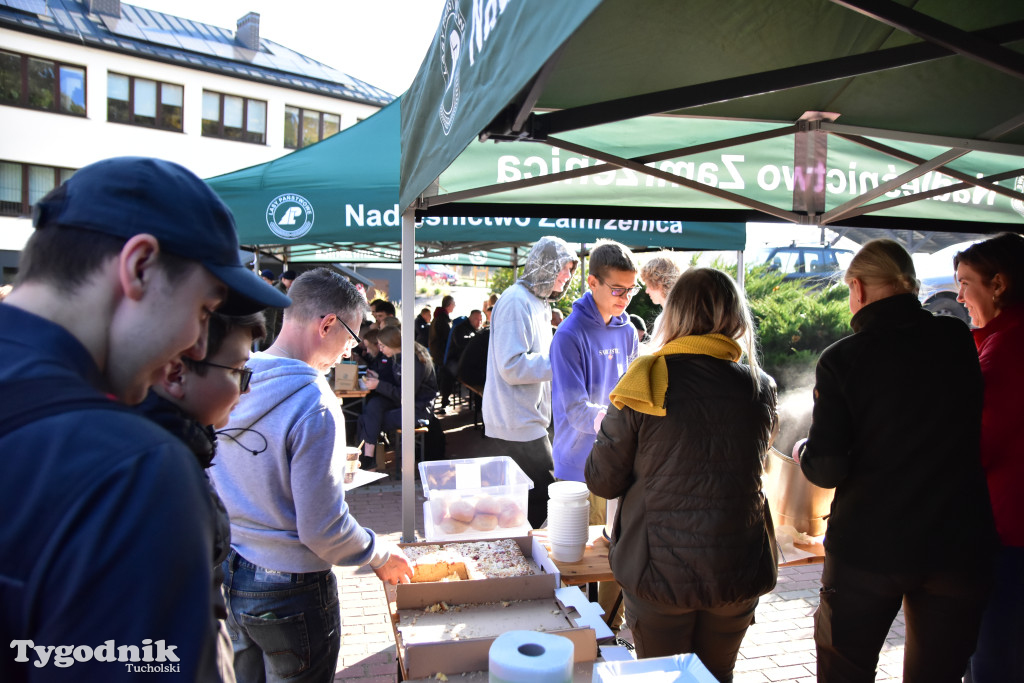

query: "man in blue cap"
xmin=0 ymin=157 xmax=290 ymax=682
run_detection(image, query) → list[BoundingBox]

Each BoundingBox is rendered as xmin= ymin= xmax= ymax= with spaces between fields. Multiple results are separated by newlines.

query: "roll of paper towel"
xmin=488 ymin=630 xmax=574 ymax=683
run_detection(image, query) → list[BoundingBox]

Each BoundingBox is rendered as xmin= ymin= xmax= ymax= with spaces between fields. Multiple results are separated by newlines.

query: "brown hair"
xmin=183 ymin=311 xmax=266 ymax=376
xmin=378 ymin=326 xmax=433 ymax=367
xmin=953 ymin=232 xmax=1024 ymax=309
xmin=588 ymin=239 xmax=639 ymax=282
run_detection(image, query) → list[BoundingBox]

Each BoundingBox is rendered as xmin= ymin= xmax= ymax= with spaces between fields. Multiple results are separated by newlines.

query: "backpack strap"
xmin=0 ymin=378 xmax=131 ymax=440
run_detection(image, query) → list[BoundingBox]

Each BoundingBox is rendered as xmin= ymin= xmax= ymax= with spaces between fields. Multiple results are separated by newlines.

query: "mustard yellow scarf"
xmin=609 ymin=334 xmax=743 ymax=416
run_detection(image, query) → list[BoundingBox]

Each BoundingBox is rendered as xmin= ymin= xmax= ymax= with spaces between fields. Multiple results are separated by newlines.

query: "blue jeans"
xmin=969 ymin=545 xmax=1024 ymax=682
xmin=222 ymin=549 xmax=340 ymax=683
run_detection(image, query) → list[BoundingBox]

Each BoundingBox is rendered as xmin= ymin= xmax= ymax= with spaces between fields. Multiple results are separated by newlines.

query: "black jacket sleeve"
xmin=585 ymin=403 xmax=639 ymax=500
xmin=800 ymin=348 xmax=855 ymax=488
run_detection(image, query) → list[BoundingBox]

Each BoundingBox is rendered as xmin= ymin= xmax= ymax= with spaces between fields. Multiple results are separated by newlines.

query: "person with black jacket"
xmin=356 ymin=326 xmax=438 ymax=465
xmin=796 ymin=239 xmax=998 ymax=683
xmin=586 ymin=268 xmax=778 ymax=681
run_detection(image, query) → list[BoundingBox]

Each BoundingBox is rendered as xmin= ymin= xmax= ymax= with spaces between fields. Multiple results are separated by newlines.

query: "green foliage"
xmin=748 ymin=274 xmax=851 ymax=391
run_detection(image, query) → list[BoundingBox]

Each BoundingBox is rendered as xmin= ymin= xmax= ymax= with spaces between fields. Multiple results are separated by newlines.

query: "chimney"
xmin=87 ymin=0 xmax=121 ymax=17
xmin=236 ymin=12 xmax=261 ymax=51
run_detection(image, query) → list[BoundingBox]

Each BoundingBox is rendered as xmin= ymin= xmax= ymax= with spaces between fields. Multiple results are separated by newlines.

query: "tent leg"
xmin=401 ymin=210 xmax=417 ymax=543
xmin=736 ymin=249 xmax=745 ymax=291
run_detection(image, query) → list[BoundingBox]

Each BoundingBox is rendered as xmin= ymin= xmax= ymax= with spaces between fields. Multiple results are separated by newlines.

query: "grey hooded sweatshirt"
xmin=210 ymin=353 xmax=387 ymax=573
xmin=483 ymin=236 xmax=579 ymax=442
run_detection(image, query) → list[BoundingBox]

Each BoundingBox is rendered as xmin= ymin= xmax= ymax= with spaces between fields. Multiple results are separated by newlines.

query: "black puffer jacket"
xmin=586 ymin=355 xmax=778 ymax=609
xmin=800 ymin=294 xmax=997 ymax=572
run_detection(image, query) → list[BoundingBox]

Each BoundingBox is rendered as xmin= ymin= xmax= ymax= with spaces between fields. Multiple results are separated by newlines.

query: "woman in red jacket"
xmin=955 ymin=232 xmax=1024 ymax=683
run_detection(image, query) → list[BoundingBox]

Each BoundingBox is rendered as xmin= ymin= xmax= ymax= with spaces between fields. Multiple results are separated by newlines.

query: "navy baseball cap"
xmin=260 ymin=269 xmax=276 ymax=280
xmin=32 ymin=157 xmax=290 ymax=315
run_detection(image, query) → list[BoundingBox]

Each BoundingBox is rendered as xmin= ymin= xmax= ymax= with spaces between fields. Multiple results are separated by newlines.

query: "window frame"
xmin=0 ymin=160 xmax=76 ymax=218
xmin=201 ymin=90 xmax=267 ymax=145
xmin=0 ymin=49 xmax=87 ymax=117
xmin=283 ymin=105 xmax=342 ymax=149
xmin=106 ymin=71 xmax=184 ymax=132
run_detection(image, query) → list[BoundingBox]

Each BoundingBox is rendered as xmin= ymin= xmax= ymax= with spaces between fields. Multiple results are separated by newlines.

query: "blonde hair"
xmin=640 ymin=254 xmax=682 ymax=294
xmin=378 ymin=325 xmax=433 ymax=367
xmin=654 ymin=267 xmax=762 ymax=393
xmin=845 ymin=239 xmax=919 ymax=295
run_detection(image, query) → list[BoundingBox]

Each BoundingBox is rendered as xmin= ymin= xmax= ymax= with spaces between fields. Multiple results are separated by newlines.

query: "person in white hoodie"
xmin=211 ymin=267 xmax=412 ymax=683
xmin=483 ymin=236 xmax=579 ymax=528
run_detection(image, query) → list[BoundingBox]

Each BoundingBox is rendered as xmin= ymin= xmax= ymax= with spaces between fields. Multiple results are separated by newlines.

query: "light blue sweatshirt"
xmin=210 ymin=352 xmax=387 ymax=573
xmin=551 ymin=291 xmax=638 ymax=481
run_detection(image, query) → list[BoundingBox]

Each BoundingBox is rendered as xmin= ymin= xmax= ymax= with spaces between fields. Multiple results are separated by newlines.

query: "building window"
xmin=284 ymin=106 xmax=341 ymax=149
xmin=0 ymin=161 xmax=75 ymax=217
xmin=0 ymin=49 xmax=85 ymax=116
xmin=202 ymin=90 xmax=266 ymax=144
xmin=107 ymin=73 xmax=183 ymax=131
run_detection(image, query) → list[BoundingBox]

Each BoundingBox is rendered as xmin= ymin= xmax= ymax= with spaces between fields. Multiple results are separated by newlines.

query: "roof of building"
xmin=0 ymin=0 xmax=395 ymax=106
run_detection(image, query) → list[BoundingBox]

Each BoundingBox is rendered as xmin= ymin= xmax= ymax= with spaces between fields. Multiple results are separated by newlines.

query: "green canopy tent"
xmin=206 ymin=96 xmax=746 ymax=265
xmin=387 ymin=0 xmax=1024 ymax=539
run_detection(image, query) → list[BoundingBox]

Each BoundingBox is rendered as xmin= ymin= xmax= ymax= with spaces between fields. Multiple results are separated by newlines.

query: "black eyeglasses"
xmin=597 ymin=277 xmax=641 ymax=297
xmin=191 ymin=360 xmax=253 ymax=392
xmin=323 ymin=314 xmax=362 ymax=346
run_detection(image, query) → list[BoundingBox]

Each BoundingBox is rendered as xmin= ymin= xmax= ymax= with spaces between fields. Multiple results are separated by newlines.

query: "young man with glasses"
xmin=551 ymin=239 xmax=640 ymax=489
xmin=209 ymin=267 xmax=412 ymax=683
xmin=550 ymin=240 xmax=640 ymax=628
xmin=136 ymin=311 xmax=267 ymax=681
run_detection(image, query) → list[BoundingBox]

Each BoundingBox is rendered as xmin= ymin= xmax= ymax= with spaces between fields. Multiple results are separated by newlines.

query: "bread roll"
xmin=471 ymin=513 xmax=498 ymax=531
xmin=440 ymin=517 xmax=469 ymax=535
xmin=475 ymin=495 xmax=501 ymax=515
xmin=497 ymin=501 xmax=526 ymax=528
xmin=449 ymin=499 xmax=476 ymax=523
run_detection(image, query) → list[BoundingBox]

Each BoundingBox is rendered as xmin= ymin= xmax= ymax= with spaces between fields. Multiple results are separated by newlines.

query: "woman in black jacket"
xmin=796 ymin=239 xmax=997 ymax=682
xmin=585 ymin=268 xmax=778 ymax=682
xmin=356 ymin=326 xmax=438 ymax=464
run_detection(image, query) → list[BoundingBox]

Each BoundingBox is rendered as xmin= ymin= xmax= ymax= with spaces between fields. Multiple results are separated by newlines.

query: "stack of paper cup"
xmin=546 ymin=481 xmax=590 ymax=562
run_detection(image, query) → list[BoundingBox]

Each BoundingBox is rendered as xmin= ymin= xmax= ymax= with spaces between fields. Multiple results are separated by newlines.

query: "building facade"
xmin=0 ymin=0 xmax=393 ymax=282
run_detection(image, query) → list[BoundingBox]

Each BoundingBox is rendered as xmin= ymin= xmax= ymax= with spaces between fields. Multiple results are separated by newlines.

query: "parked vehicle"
xmin=756 ymin=243 xmax=855 ymax=286
xmin=919 ymin=274 xmax=970 ymax=324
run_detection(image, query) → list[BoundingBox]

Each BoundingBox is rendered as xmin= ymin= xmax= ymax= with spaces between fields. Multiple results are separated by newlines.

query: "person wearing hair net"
xmin=483 ymin=236 xmax=579 ymax=528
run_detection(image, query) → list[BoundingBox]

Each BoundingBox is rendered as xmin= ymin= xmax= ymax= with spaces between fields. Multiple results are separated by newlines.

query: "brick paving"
xmin=330 ymin=405 xmax=907 ymax=682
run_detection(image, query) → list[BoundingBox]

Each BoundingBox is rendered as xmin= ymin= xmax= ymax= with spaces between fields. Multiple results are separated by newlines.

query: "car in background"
xmin=918 ymin=274 xmax=969 ymax=324
xmin=433 ymin=264 xmax=459 ymax=285
xmin=757 ymin=243 xmax=855 ymax=286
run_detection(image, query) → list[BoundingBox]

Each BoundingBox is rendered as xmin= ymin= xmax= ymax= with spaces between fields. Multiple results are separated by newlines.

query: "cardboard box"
xmin=333 ymin=361 xmax=358 ymax=390
xmin=388 ymin=537 xmax=603 ymax=679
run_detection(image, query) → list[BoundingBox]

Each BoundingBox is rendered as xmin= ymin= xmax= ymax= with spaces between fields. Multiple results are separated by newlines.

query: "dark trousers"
xmin=622 ymin=590 xmax=758 ymax=683
xmin=968 ymin=544 xmax=1024 ymax=682
xmin=815 ymin=553 xmax=991 ymax=683
xmin=354 ymin=395 xmax=400 ymax=447
xmin=486 ymin=434 xmax=553 ymax=528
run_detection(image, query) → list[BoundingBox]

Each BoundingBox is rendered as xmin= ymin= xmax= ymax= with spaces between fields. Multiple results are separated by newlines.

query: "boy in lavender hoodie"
xmin=551 ymin=240 xmax=640 ymax=501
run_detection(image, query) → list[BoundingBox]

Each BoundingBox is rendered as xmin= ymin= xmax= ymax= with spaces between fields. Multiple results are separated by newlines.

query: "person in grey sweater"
xmin=483 ymin=236 xmax=579 ymax=528
xmin=211 ymin=268 xmax=412 ymax=683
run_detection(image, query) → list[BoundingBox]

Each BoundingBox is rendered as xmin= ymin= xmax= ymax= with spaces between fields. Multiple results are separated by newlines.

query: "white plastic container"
xmin=419 ymin=457 xmax=534 ymax=541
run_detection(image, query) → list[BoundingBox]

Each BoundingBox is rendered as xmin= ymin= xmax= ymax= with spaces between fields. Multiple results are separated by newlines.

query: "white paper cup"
xmin=550 ymin=541 xmax=586 ymax=563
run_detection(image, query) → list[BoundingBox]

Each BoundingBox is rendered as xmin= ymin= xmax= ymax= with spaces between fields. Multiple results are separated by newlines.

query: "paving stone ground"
xmin=330 ymin=406 xmax=907 ymax=683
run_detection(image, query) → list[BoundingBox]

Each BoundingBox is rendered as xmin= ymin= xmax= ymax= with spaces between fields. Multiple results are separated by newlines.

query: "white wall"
xmin=0 ymin=27 xmax=383 ymax=249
